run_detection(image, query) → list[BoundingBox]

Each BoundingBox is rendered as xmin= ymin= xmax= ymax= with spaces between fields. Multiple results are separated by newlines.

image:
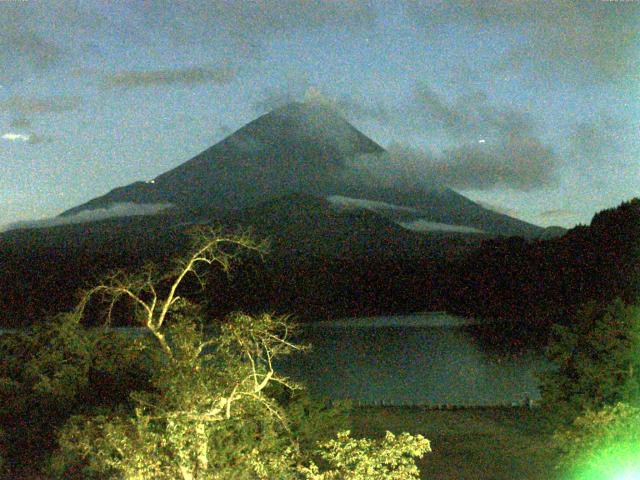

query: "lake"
xmin=277 ymin=313 xmax=549 ymax=407
xmin=0 ymin=312 xmax=549 ymax=407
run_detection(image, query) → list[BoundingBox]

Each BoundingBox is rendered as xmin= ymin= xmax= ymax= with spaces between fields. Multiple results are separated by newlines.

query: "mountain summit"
xmin=62 ymin=102 xmax=543 ymax=237
xmin=63 ymin=102 xmax=383 ymax=216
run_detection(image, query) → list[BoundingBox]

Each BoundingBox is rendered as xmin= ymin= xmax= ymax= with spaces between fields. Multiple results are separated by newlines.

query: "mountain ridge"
xmin=61 ymin=101 xmax=544 ymax=238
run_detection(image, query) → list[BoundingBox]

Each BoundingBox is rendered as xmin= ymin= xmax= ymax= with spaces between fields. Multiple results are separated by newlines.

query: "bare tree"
xmin=60 ymin=227 xmax=306 ymax=479
xmin=75 ymin=226 xmax=265 ymax=355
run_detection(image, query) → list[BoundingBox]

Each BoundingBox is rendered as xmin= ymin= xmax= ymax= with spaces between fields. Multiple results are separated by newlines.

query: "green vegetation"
xmin=0 ymin=228 xmax=430 ymax=479
xmin=540 ymin=298 xmax=640 ymax=423
xmin=1 ymin=197 xmax=638 ymax=478
xmin=553 ymin=402 xmax=640 ymax=480
xmin=540 ymin=296 xmax=640 ymax=477
xmin=443 ymin=198 xmax=640 ymax=349
xmin=0 ymin=312 xmax=150 ymax=472
xmin=352 ymin=406 xmax=556 ymax=480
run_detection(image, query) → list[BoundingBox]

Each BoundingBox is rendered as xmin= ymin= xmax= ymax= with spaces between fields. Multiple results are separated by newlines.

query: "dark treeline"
xmin=1 ymin=198 xmax=638 ymax=350
xmin=0 ymin=213 xmax=191 ymax=327
xmin=198 ymin=198 xmax=640 ymax=348
xmin=447 ymin=198 xmax=640 ymax=347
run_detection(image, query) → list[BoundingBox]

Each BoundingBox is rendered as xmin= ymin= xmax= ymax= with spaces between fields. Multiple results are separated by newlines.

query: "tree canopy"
xmin=1 ymin=227 xmax=431 ymax=479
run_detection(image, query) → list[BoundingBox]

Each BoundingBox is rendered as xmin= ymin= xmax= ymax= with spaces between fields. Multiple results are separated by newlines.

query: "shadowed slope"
xmin=60 ymin=102 xmax=543 ymax=238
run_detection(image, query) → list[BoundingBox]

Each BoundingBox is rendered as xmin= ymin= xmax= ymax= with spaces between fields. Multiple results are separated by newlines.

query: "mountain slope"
xmin=0 ymin=191 xmax=479 ymax=326
xmin=62 ymin=102 xmax=383 ymax=215
xmin=61 ymin=102 xmax=544 ymax=238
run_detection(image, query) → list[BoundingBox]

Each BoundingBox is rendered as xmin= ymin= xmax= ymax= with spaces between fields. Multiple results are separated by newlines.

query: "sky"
xmin=0 ymin=0 xmax=638 ymax=229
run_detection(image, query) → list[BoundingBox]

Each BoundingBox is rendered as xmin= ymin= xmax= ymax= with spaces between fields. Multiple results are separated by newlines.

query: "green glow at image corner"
xmin=614 ymin=469 xmax=640 ymax=480
xmin=569 ymin=444 xmax=640 ymax=480
xmin=611 ymin=464 xmax=640 ymax=480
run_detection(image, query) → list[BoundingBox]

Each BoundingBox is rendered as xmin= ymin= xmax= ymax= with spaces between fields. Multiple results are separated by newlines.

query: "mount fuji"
xmin=62 ymin=102 xmax=545 ymax=239
xmin=0 ymin=102 xmax=566 ymax=326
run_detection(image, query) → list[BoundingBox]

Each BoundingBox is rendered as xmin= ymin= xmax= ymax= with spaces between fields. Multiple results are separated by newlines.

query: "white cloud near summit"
xmin=343 ymin=139 xmax=557 ymax=193
xmin=1 ymin=132 xmax=52 ymax=144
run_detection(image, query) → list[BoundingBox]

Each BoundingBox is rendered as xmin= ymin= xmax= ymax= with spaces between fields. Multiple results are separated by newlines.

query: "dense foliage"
xmin=49 ymin=313 xmax=429 ymax=480
xmin=0 ymin=228 xmax=430 ymax=479
xmin=0 ymin=312 xmax=150 ymax=472
xmin=299 ymin=430 xmax=430 ymax=480
xmin=48 ymin=312 xmax=307 ymax=479
xmin=1 ymin=198 xmax=638 ymax=360
xmin=447 ymin=198 xmax=640 ymax=346
xmin=539 ymin=298 xmax=640 ymax=423
xmin=540 ymin=296 xmax=640 ymax=477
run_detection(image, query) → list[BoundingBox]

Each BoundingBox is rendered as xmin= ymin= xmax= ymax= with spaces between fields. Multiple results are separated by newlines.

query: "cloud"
xmin=314 ymin=84 xmax=541 ymax=145
xmin=2 ymin=126 xmax=54 ymax=144
xmin=251 ymin=81 xmax=560 ymax=192
xmin=476 ymin=201 xmax=519 ymax=218
xmin=252 ymin=81 xmax=560 ymax=192
xmin=327 ymin=195 xmax=418 ymax=213
xmin=439 ymin=137 xmax=556 ymax=191
xmin=251 ymin=78 xmax=314 ymax=114
xmin=2 ymin=133 xmax=30 ymax=142
xmin=0 ymin=95 xmax=81 ymax=115
xmin=0 ymin=28 xmax=63 ymax=81
xmin=252 ymin=85 xmax=400 ymax=134
xmin=224 ymin=1 xmax=377 ymax=32
xmin=404 ymin=0 xmax=640 ymax=84
xmin=0 ymin=1 xmax=105 ymax=82
xmin=0 ymin=1 xmax=377 ymax=83
xmin=343 ymin=139 xmax=558 ymax=192
xmin=9 ymin=117 xmax=32 ymax=129
xmin=537 ymin=209 xmax=577 ymax=221
xmin=399 ymin=219 xmax=484 ymax=234
xmin=1 ymin=131 xmax=53 ymax=144
xmin=567 ymin=114 xmax=631 ymax=169
xmin=335 ymin=86 xmax=631 ymax=196
xmin=102 ymin=66 xmax=237 ymax=88
xmin=414 ymin=84 xmax=537 ymax=141
xmin=26 ymin=133 xmax=54 ymax=145
xmin=127 ymin=1 xmax=377 ymax=59
xmin=334 ymin=95 xmax=396 ymax=125
xmin=335 ymin=84 xmax=558 ymax=192
xmin=558 ymin=112 xmax=640 ymax=196
xmin=0 ymin=202 xmax=173 ymax=233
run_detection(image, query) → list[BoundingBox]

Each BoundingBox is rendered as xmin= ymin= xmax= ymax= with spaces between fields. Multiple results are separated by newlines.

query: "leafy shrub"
xmin=49 ymin=313 xmax=430 ymax=480
xmin=539 ymin=298 xmax=640 ymax=423
xmin=0 ymin=313 xmax=150 ymax=473
xmin=299 ymin=430 xmax=430 ymax=480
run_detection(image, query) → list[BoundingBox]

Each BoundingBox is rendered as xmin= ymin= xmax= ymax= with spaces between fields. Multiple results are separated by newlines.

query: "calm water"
xmin=1 ymin=313 xmax=549 ymax=407
xmin=277 ymin=314 xmax=549 ymax=407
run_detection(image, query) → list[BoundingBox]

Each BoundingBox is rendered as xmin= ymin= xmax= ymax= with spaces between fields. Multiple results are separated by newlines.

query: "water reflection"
xmin=278 ymin=316 xmax=549 ymax=407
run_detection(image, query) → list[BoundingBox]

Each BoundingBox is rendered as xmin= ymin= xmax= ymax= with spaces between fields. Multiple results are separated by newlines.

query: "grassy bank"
xmin=351 ymin=406 xmax=558 ymax=480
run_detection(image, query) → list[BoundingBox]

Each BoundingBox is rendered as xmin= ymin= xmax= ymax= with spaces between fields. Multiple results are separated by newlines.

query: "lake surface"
xmin=1 ymin=312 xmax=549 ymax=407
xmin=277 ymin=313 xmax=549 ymax=407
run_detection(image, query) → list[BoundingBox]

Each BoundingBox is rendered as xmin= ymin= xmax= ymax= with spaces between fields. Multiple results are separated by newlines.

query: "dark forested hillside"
xmin=1 ymin=197 xmax=637 ymax=343
xmin=444 ymin=198 xmax=640 ymax=345
xmin=0 ymin=194 xmax=477 ymax=327
xmin=0 ymin=213 xmax=192 ymax=326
